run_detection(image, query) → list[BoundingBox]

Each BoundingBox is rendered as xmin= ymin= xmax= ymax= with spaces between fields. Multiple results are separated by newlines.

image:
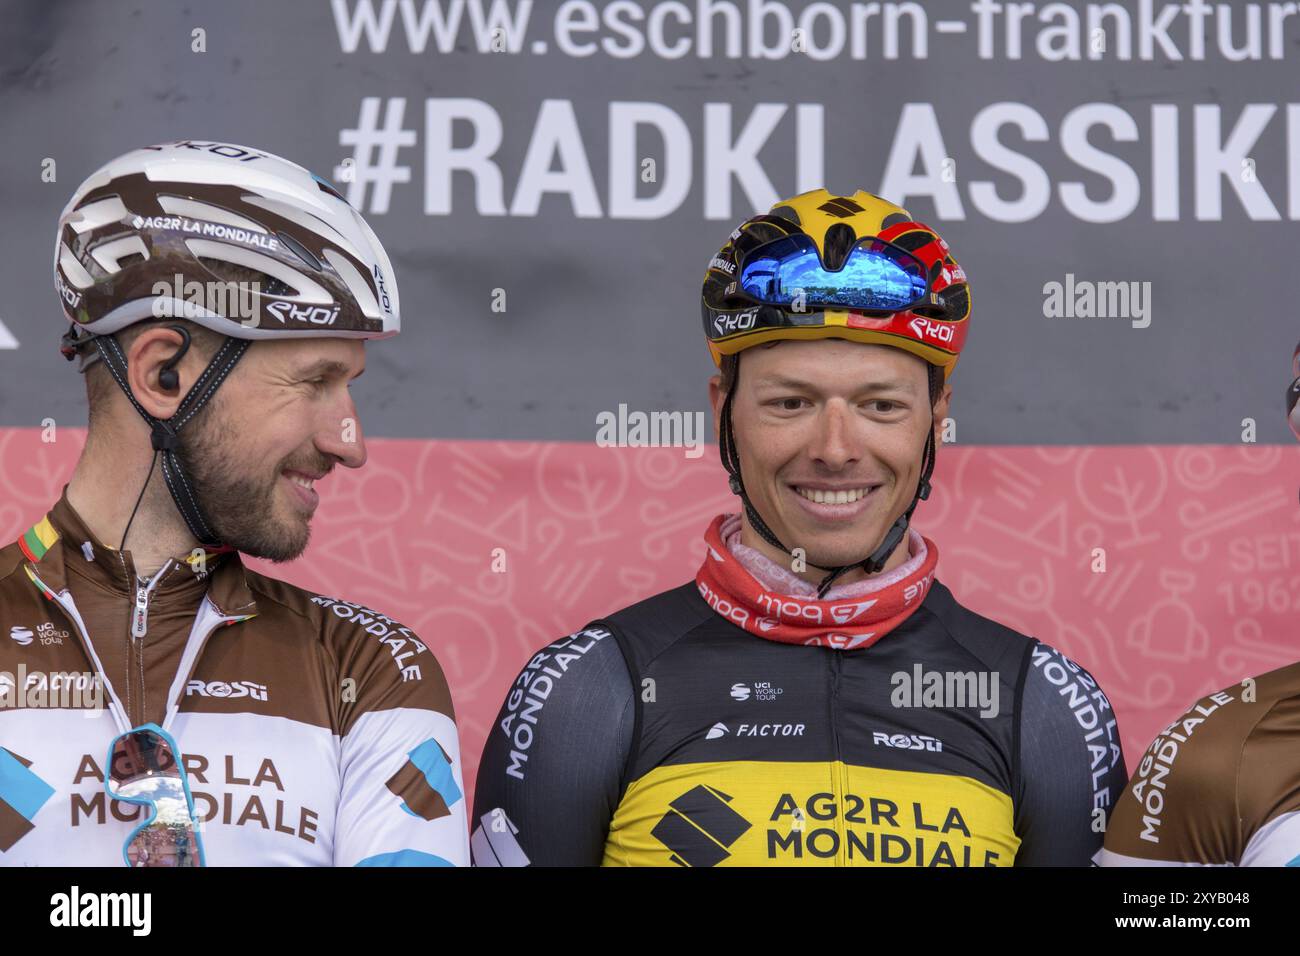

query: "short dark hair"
xmin=719 ymin=348 xmax=945 ymax=406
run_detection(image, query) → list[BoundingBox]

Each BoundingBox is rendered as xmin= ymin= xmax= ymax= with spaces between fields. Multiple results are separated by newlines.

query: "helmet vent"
xmin=822 ymin=222 xmax=856 ymax=271
xmin=157 ymin=196 xmax=267 ymax=233
xmin=69 ymin=196 xmax=128 ymax=234
xmin=198 ymin=257 xmax=295 ymax=297
xmin=277 ymin=231 xmax=322 ymax=272
xmin=89 ymin=235 xmax=149 ymax=274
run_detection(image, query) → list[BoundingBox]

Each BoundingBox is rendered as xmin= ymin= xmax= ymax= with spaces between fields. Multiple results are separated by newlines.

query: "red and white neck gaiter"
xmin=694 ymin=514 xmax=940 ymax=650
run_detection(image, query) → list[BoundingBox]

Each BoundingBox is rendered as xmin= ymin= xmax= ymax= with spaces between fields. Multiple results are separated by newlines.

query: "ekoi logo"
xmin=650 ymin=784 xmax=752 ymax=867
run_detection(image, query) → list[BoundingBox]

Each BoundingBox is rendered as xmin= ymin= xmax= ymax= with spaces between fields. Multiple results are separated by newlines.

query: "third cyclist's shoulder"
xmin=1146 ymin=659 xmax=1300 ymax=762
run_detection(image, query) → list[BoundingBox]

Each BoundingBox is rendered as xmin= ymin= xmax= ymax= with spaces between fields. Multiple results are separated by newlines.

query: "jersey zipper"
xmin=23 ymin=563 xmax=255 ymax=736
xmin=127 ymin=563 xmax=170 ymax=727
xmin=828 ymin=650 xmax=847 ymax=866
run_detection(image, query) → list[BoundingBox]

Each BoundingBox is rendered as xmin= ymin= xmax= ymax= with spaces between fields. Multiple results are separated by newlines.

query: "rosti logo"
xmin=908 ymin=316 xmax=955 ymax=343
xmin=185 ymin=679 xmax=268 ymax=701
xmin=872 ymin=731 xmax=944 ymax=752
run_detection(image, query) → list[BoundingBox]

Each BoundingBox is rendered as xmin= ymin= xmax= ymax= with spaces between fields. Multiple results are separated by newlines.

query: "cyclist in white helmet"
xmin=0 ymin=141 xmax=468 ymax=866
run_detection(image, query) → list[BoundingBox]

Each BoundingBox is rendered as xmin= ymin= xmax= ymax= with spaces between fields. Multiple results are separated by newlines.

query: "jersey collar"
xmin=18 ymin=485 xmax=258 ymax=617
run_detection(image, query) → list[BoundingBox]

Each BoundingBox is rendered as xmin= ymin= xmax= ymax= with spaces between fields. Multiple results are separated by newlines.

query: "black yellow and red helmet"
xmin=704 ymin=189 xmax=970 ymax=593
xmin=701 ymin=188 xmax=970 ymax=380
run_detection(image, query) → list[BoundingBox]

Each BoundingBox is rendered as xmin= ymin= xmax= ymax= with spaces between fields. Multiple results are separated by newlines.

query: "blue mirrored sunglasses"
xmin=738 ymin=234 xmax=930 ymax=312
xmin=105 ymin=723 xmax=205 ymax=867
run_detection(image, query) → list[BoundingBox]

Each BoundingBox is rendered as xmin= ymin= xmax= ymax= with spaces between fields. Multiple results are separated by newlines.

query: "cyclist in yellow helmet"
xmin=473 ymin=189 xmax=1126 ymax=867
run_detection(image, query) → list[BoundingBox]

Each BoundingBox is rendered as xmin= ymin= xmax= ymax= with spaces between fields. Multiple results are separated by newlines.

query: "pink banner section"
xmin=2 ymin=428 xmax=1297 ymax=811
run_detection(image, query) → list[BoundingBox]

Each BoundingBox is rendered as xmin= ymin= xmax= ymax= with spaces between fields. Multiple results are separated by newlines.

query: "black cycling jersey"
xmin=472 ymin=579 xmax=1127 ymax=866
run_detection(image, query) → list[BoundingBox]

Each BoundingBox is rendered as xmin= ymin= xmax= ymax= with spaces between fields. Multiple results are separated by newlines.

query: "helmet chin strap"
xmin=79 ymin=326 xmax=250 ymax=548
xmin=719 ymin=355 xmax=938 ymax=599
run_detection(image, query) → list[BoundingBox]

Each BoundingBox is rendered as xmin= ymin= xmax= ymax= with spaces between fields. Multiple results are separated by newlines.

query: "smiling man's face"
xmin=710 ymin=338 xmax=950 ymax=580
xmin=176 ymin=337 xmax=368 ymax=561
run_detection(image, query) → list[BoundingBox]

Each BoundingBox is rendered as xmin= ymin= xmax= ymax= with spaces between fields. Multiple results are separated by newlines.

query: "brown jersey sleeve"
xmin=1097 ymin=661 xmax=1300 ymax=866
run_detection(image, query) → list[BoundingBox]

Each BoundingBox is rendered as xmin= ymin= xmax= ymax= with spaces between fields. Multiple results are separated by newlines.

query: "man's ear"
xmin=708 ymin=373 xmax=726 ymax=441
xmin=126 ymin=326 xmax=196 ymax=420
xmin=932 ymin=382 xmax=953 ymax=444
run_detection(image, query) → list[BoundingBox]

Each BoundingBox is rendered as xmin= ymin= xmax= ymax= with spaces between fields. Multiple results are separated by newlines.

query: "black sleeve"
xmin=1013 ymin=641 xmax=1128 ymax=866
xmin=470 ymin=625 xmax=634 ymax=866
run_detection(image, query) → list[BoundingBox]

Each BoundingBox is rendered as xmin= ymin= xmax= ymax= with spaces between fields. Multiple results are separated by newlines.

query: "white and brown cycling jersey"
xmin=0 ymin=487 xmax=469 ymax=866
xmin=1096 ymin=660 xmax=1300 ymax=867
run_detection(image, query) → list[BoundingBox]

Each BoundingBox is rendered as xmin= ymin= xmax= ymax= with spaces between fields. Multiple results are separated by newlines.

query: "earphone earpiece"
xmin=158 ymin=325 xmax=192 ymax=392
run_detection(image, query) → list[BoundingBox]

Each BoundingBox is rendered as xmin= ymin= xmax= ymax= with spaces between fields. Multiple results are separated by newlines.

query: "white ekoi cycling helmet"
xmin=53 ymin=140 xmax=401 ymax=546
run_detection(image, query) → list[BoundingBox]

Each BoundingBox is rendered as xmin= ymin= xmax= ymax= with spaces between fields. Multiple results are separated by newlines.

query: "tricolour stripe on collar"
xmin=18 ymin=516 xmax=58 ymax=563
